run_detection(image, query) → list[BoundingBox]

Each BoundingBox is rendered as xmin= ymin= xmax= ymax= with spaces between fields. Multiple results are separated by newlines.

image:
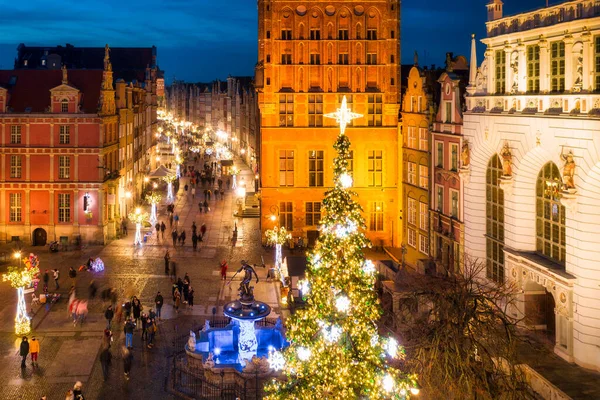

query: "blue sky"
xmin=0 ymin=0 xmax=561 ymax=82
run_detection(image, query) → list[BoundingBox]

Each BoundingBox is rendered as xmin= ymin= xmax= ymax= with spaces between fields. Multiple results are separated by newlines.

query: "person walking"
xmin=200 ymin=223 xmax=207 ymax=240
xmin=73 ymin=381 xmax=85 ymax=400
xmin=203 ymin=200 xmax=209 ymax=213
xmin=53 ymin=269 xmax=60 ymax=290
xmin=19 ymin=337 xmax=29 ymax=368
xmin=140 ymin=313 xmax=148 ymax=341
xmin=169 ymin=213 xmax=174 ymax=228
xmin=124 ymin=319 xmax=134 ymax=349
xmin=207 ymin=189 xmax=212 ymax=202
xmin=170 ymin=260 xmax=177 ymax=280
xmin=121 ymin=218 xmax=128 ymax=236
xmin=179 ymin=230 xmax=186 ymax=246
xmin=174 ymin=214 xmax=180 ymax=228
xmin=174 ymin=290 xmax=181 ymax=314
xmin=155 ymin=222 xmax=160 ymax=239
xmin=191 ymin=221 xmax=197 ymax=236
xmin=188 ymin=286 xmax=195 ymax=308
xmin=191 ymin=232 xmax=198 ymax=250
xmin=226 ymin=177 xmax=231 ymax=189
xmin=218 ymin=178 xmax=223 ymax=189
xmin=182 ymin=277 xmax=189 ymax=304
xmin=160 ymin=221 xmax=166 ymax=239
xmin=171 ymin=229 xmax=178 ymax=247
xmin=68 ymin=267 xmax=77 ymax=287
xmin=99 ymin=347 xmax=111 ymax=381
xmin=30 ymin=336 xmax=40 ymax=367
xmin=132 ymin=297 xmax=142 ymax=327
xmin=155 ymin=292 xmax=163 ymax=320
xmin=147 ymin=318 xmax=157 ymax=349
xmin=122 ymin=346 xmax=133 ymax=380
xmin=105 ymin=305 xmax=114 ymax=330
xmin=42 ymin=270 xmax=49 ymax=293
xmin=164 ymin=250 xmax=170 ymax=275
xmin=203 ymin=189 xmax=208 ymax=201
xmin=219 ymin=260 xmax=228 ymax=281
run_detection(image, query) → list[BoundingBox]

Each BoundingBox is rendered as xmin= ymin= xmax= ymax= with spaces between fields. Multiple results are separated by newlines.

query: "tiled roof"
xmin=0 ymin=69 xmax=103 ymax=113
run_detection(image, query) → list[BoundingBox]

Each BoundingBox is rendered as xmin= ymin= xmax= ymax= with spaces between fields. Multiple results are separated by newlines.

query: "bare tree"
xmin=387 ymin=257 xmax=535 ymax=399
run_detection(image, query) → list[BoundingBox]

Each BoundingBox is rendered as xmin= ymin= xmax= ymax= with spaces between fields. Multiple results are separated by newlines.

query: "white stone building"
xmin=463 ymin=0 xmax=600 ymax=371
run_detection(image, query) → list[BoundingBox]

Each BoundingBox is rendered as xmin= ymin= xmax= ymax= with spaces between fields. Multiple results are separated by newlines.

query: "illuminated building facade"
xmin=256 ymin=0 xmax=402 ymax=247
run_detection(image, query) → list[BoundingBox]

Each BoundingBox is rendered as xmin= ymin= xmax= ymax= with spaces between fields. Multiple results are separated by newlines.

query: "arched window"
xmin=536 ymin=162 xmax=566 ymax=264
xmin=486 ymin=154 xmax=504 ymax=283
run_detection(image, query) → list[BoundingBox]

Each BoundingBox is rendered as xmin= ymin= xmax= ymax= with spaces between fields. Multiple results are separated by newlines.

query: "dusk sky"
xmin=0 ymin=0 xmax=561 ymax=83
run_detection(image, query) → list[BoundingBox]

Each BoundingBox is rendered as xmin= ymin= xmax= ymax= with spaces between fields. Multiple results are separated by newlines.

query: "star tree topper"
xmin=324 ymin=95 xmax=362 ymax=135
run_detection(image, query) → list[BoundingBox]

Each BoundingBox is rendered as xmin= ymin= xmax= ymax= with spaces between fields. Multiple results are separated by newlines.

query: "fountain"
xmin=185 ymin=260 xmax=287 ymax=371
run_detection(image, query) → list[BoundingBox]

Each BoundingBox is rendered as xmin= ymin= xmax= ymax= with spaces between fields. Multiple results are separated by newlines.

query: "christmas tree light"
xmin=265 ymin=96 xmax=418 ymax=399
xmin=265 ymin=226 xmax=292 ymax=284
xmin=2 ymin=258 xmax=39 ymax=335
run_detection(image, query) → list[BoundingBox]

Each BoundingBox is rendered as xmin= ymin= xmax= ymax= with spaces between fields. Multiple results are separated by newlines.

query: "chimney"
xmin=116 ymin=79 xmax=126 ymax=109
xmin=487 ymin=0 xmax=503 ymax=21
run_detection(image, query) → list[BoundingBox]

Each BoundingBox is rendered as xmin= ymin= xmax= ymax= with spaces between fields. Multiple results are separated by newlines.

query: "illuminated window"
xmin=419 ymin=234 xmax=429 ymax=255
xmin=59 ymin=125 xmax=70 ymax=144
xmin=308 ymin=150 xmax=324 ymax=187
xmin=367 ymin=150 xmax=382 ymax=187
xmin=419 ymin=128 xmax=428 ymax=151
xmin=536 ymin=162 xmax=566 ymax=264
xmin=305 ymin=202 xmax=321 ymax=226
xmin=279 ymin=201 xmax=293 ymax=230
xmin=527 ymin=45 xmax=540 ymax=93
xmin=486 ymin=154 xmax=505 ymax=283
xmin=279 ymin=150 xmax=294 ymax=186
xmin=436 ymin=142 xmax=444 ymax=168
xmin=369 ymin=201 xmax=384 ymax=231
xmin=495 ymin=50 xmax=506 ymax=94
xmin=59 ymin=156 xmax=70 ymax=179
xmin=407 ymin=228 xmax=416 ymax=248
xmin=58 ymin=193 xmax=71 ymax=223
xmin=279 ymin=94 xmax=294 ymax=127
xmin=450 ymin=143 xmax=458 ymax=171
xmin=9 ymin=193 xmax=22 ymax=222
xmin=419 ymin=165 xmax=428 ymax=189
xmin=308 ymin=95 xmax=323 ymax=127
xmin=436 ymin=185 xmax=444 ymax=212
xmin=451 ymin=190 xmax=459 ymax=219
xmin=407 ymin=126 xmax=417 ymax=148
xmin=10 ymin=156 xmax=22 ymax=178
xmin=10 ymin=125 xmax=22 ymax=144
xmin=407 ymin=162 xmax=416 ymax=185
xmin=367 ymin=94 xmax=382 ymax=126
xmin=419 ymin=201 xmax=429 ymax=231
xmin=550 ymin=42 xmax=565 ymax=92
xmin=407 ymin=198 xmax=417 ymax=225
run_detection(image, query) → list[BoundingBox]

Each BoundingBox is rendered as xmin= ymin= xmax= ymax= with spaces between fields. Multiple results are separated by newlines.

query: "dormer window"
xmin=41 ymin=59 xmax=46 ymax=66
xmin=61 ymin=99 xmax=69 ymax=113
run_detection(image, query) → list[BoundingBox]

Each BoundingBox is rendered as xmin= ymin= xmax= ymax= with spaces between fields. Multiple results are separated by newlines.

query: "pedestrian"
xmin=172 ymin=283 xmax=178 ymax=301
xmin=88 ymin=280 xmax=97 ymax=299
xmin=171 ymin=229 xmax=178 ymax=247
xmin=220 ymin=260 xmax=228 ymax=280
xmin=220 ymin=188 xmax=225 ymax=200
xmin=102 ymin=328 xmax=113 ymax=350
xmin=155 ymin=222 xmax=160 ymax=239
xmin=200 ymin=223 xmax=207 ymax=239
xmin=183 ymin=277 xmax=189 ymax=303
xmin=42 ymin=270 xmax=49 ymax=293
xmin=218 ymin=178 xmax=223 ymax=189
xmin=180 ymin=230 xmax=186 ymax=246
xmin=99 ymin=347 xmax=111 ymax=381
xmin=188 ymin=286 xmax=194 ymax=308
xmin=191 ymin=221 xmax=197 ymax=235
xmin=203 ymin=200 xmax=209 ymax=213
xmin=147 ymin=318 xmax=157 ymax=348
xmin=203 ymin=189 xmax=208 ymax=201
xmin=73 ymin=381 xmax=85 ymax=400
xmin=30 ymin=336 xmax=40 ymax=366
xmin=132 ymin=296 xmax=142 ymax=326
xmin=122 ymin=346 xmax=133 ymax=380
xmin=53 ymin=268 xmax=60 ymax=289
xmin=177 ymin=277 xmax=184 ymax=297
xmin=155 ymin=292 xmax=163 ymax=320
xmin=207 ymin=189 xmax=212 ymax=201
xmin=105 ymin=305 xmax=114 ymax=330
xmin=68 ymin=267 xmax=77 ymax=286
xmin=121 ymin=218 xmax=128 ymax=236
xmin=123 ymin=300 xmax=132 ymax=320
xmin=141 ymin=313 xmax=148 ymax=341
xmin=191 ymin=232 xmax=198 ymax=250
xmin=76 ymin=300 xmax=88 ymax=326
xmin=124 ymin=319 xmax=134 ymax=349
xmin=211 ymin=176 xmax=216 ymax=186
xmin=164 ymin=250 xmax=170 ymax=275
xmin=169 ymin=213 xmax=174 ymax=228
xmin=174 ymin=214 xmax=179 ymax=228
xmin=19 ymin=336 xmax=29 ymax=368
xmin=160 ymin=221 xmax=166 ymax=239
xmin=191 ymin=187 xmax=196 ymax=197
xmin=174 ymin=290 xmax=181 ymax=314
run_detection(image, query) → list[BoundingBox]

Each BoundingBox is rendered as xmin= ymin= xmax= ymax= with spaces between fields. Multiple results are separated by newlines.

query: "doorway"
xmin=32 ymin=228 xmax=47 ymax=246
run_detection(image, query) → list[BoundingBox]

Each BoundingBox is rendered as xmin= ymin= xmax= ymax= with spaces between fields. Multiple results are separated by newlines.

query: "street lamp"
xmin=128 ymin=207 xmax=149 ymax=246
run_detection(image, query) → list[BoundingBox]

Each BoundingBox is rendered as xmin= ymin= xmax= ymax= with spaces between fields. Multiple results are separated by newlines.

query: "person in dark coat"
xmin=164 ymin=250 xmax=170 ymax=275
xmin=105 ymin=305 xmax=114 ymax=330
xmin=155 ymin=222 xmax=160 ymax=239
xmin=188 ymin=286 xmax=195 ymax=308
xmin=19 ymin=337 xmax=29 ymax=368
xmin=203 ymin=200 xmax=209 ymax=213
xmin=171 ymin=229 xmax=178 ymax=247
xmin=155 ymin=292 xmax=164 ymax=320
xmin=122 ymin=346 xmax=133 ymax=380
xmin=99 ymin=347 xmax=111 ymax=381
xmin=160 ymin=222 xmax=166 ymax=239
xmin=42 ymin=270 xmax=49 ymax=293
xmin=179 ymin=230 xmax=186 ymax=246
xmin=191 ymin=222 xmax=197 ymax=235
xmin=131 ymin=297 xmax=142 ymax=326
xmin=200 ymin=223 xmax=207 ymax=240
xmin=177 ymin=278 xmax=184 ymax=299
xmin=170 ymin=260 xmax=177 ymax=279
xmin=191 ymin=232 xmax=198 ymax=250
xmin=182 ymin=278 xmax=189 ymax=303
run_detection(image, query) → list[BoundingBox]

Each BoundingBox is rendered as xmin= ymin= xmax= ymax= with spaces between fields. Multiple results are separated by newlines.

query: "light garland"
xmin=146 ymin=193 xmax=162 ymax=225
xmin=2 ymin=260 xmax=38 ymax=335
xmin=128 ymin=208 xmax=149 ymax=246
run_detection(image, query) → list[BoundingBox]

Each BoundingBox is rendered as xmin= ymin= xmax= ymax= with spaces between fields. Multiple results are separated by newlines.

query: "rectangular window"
xmin=368 ymin=150 xmax=383 ymax=187
xmin=279 ymin=94 xmax=294 ymax=127
xmin=310 ymin=53 xmax=321 ymax=65
xmin=305 ymin=202 xmax=321 ymax=226
xmin=58 ymin=156 xmax=70 ymax=179
xmin=310 ymin=29 xmax=320 ymax=40
xmin=527 ymin=45 xmax=540 ymax=93
xmin=419 ymin=201 xmax=429 ymax=231
xmin=436 ymin=185 xmax=444 ymax=212
xmin=59 ymin=125 xmax=70 ymax=144
xmin=10 ymin=126 xmax=22 ymax=144
xmin=338 ymin=29 xmax=349 ymax=40
xmin=451 ymin=190 xmax=459 ymax=219
xmin=595 ymin=37 xmax=600 ymax=90
xmin=407 ymin=198 xmax=417 ymax=225
xmin=419 ymin=234 xmax=429 ymax=255
xmin=10 ymin=155 xmax=22 ymax=178
xmin=279 ymin=150 xmax=294 ymax=186
xmin=58 ymin=193 xmax=71 ymax=223
xmin=369 ymin=201 xmax=384 ymax=231
xmin=551 ymin=41 xmax=565 ymax=92
xmin=407 ymin=126 xmax=417 ymax=148
xmin=366 ymin=53 xmax=377 ymax=65
xmin=281 ymin=54 xmax=292 ymax=65
xmin=495 ymin=50 xmax=506 ymax=93
xmin=417 ymin=96 xmax=422 ymax=112
xmin=338 ymin=53 xmax=349 ymax=65
xmin=280 ymin=201 xmax=293 ymax=230
xmin=61 ymin=101 xmax=69 ymax=113
xmin=407 ymin=162 xmax=416 ymax=185
xmin=407 ymin=228 xmax=417 ymax=248
xmin=9 ymin=193 xmax=22 ymax=222
xmin=308 ymin=150 xmax=324 ymax=187
xmin=308 ymin=95 xmax=323 ymax=127
xmin=450 ymin=143 xmax=458 ymax=171
xmin=368 ymin=94 xmax=382 ymax=127
xmin=445 ymin=102 xmax=452 ymax=123
xmin=419 ymin=165 xmax=428 ymax=189
xmin=367 ymin=29 xmax=377 ymax=40
xmin=436 ymin=142 xmax=444 ymax=168
xmin=281 ymin=29 xmax=292 ymax=40
xmin=419 ymin=128 xmax=428 ymax=151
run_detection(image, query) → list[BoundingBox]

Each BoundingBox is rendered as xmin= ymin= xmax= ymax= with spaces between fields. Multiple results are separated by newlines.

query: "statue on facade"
xmin=500 ymin=142 xmax=513 ymax=177
xmin=510 ymin=51 xmax=519 ymax=93
xmin=461 ymin=141 xmax=470 ymax=168
xmin=227 ymin=260 xmax=262 ymax=303
xmin=187 ymin=330 xmax=196 ymax=351
xmin=561 ymin=148 xmax=576 ymax=191
xmin=61 ymin=64 xmax=68 ymax=85
xmin=574 ymin=52 xmax=583 ymax=91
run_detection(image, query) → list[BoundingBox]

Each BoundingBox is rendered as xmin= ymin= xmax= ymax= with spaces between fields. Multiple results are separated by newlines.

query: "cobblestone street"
xmin=0 ymin=158 xmax=282 ymax=399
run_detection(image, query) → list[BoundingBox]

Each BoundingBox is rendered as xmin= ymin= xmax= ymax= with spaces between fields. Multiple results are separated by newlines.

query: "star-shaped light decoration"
xmin=324 ymin=95 xmax=363 ymax=135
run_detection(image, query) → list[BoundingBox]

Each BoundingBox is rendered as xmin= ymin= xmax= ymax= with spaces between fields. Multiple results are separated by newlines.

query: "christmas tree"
xmin=266 ymin=98 xmax=418 ymax=399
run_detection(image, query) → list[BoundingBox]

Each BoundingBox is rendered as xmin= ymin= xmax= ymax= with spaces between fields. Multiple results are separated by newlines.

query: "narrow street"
xmin=0 ymin=157 xmax=281 ymax=399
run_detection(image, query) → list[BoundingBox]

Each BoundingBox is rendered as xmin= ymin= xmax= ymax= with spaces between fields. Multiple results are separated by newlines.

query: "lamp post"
xmin=146 ymin=193 xmax=162 ymax=225
xmin=163 ymin=175 xmax=177 ymax=202
xmin=128 ymin=207 xmax=149 ymax=246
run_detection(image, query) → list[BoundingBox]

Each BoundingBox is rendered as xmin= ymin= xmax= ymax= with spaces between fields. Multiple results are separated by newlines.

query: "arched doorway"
xmin=523 ymin=280 xmax=556 ymax=344
xmin=32 ymin=228 xmax=47 ymax=246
